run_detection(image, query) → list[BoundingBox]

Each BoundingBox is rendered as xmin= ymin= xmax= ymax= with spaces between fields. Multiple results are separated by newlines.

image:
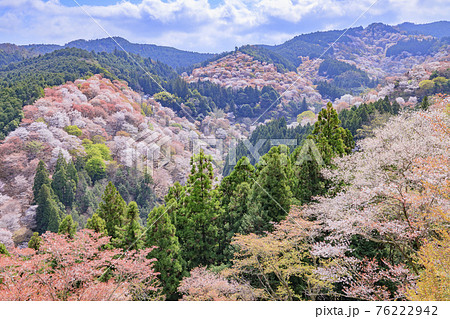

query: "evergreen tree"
xmin=310 ymin=102 xmax=354 ymax=164
xmin=219 ymin=156 xmax=255 ymax=209
xmin=51 ymin=164 xmax=67 ymax=204
xmin=58 ymin=215 xmax=78 ymax=239
xmin=291 ymin=141 xmax=325 ymax=204
xmin=47 ymin=211 xmax=62 ymax=233
xmin=136 ymin=171 xmax=156 ymax=220
xmin=51 ymin=154 xmax=77 ymax=208
xmin=146 ymin=205 xmax=185 ymax=300
xmin=300 ymin=97 xmax=308 ymax=113
xmin=242 ymin=145 xmax=292 ymax=234
xmin=67 ymin=160 xmax=79 ymax=187
xmin=51 ymin=163 xmax=75 ymax=208
xmin=217 ymin=157 xmax=255 ymax=262
xmin=54 ymin=152 xmax=67 ymax=173
xmin=28 ymin=232 xmax=42 ymax=250
xmin=96 ymin=182 xmax=126 ymax=238
xmin=177 ymin=150 xmax=220 ymax=268
xmin=164 ymin=181 xmax=185 ymax=229
xmin=35 ymin=184 xmax=62 ymax=234
xmin=86 ymin=213 xmax=107 ymax=235
xmin=32 ymin=160 xmax=51 ymax=203
xmin=421 ymin=95 xmax=429 ymax=111
xmin=114 ymin=201 xmax=144 ymax=250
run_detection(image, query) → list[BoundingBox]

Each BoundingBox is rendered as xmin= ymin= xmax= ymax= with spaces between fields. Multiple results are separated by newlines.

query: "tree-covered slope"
xmin=21 ymin=37 xmax=215 ymax=70
xmin=397 ymin=21 xmax=450 ymax=38
xmin=0 ymin=47 xmax=178 ymax=139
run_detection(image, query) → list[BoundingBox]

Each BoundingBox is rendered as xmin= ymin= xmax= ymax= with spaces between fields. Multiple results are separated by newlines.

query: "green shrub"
xmin=64 ymin=125 xmax=82 ymax=137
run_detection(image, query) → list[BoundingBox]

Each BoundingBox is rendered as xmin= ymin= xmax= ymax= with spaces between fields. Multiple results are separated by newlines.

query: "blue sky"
xmin=0 ymin=0 xmax=448 ymax=53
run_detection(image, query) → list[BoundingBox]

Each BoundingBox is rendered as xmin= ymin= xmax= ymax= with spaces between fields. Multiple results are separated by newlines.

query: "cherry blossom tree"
xmin=178 ymin=267 xmax=255 ymax=301
xmin=0 ymin=230 xmax=161 ymax=301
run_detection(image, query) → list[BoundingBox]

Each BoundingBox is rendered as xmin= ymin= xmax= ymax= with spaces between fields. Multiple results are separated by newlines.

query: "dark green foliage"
xmin=0 ymin=243 xmax=9 ymax=256
xmin=67 ymin=160 xmax=79 ymax=187
xmin=334 ymin=70 xmax=375 ymax=89
xmin=339 ymin=97 xmax=400 ymax=137
xmin=0 ymin=93 xmax=22 ymax=140
xmin=110 ymin=167 xmax=156 ymax=221
xmin=223 ymin=117 xmax=312 ymax=176
xmin=238 ymin=45 xmax=296 ymax=73
xmin=260 ymin=29 xmax=348 ymax=65
xmin=185 ymin=80 xmax=260 ymax=116
xmin=54 ymin=152 xmax=67 ymax=172
xmin=319 ymin=59 xmax=362 ymax=78
xmin=73 ymin=170 xmax=96 ymax=214
xmin=58 ymin=215 xmax=78 ymax=239
xmin=135 ymin=172 xmax=157 ymax=221
xmin=28 ymin=232 xmax=42 ymax=250
xmin=146 ymin=205 xmax=185 ymax=300
xmin=310 ymin=102 xmax=354 ymax=164
xmin=114 ymin=201 xmax=143 ymax=250
xmin=386 ymin=38 xmax=440 ymax=57
xmin=300 ymin=97 xmax=308 ymax=113
xmin=164 ymin=181 xmax=185 ymax=229
xmin=421 ymin=96 xmax=430 ymax=110
xmin=241 ymin=145 xmax=292 ymax=234
xmin=96 ymin=182 xmax=126 ymax=238
xmin=51 ymin=155 xmax=76 ymax=208
xmin=0 ymin=44 xmax=27 ymax=66
xmin=316 ymin=81 xmax=347 ymax=100
xmin=35 ymin=184 xmax=62 ymax=234
xmin=291 ymin=140 xmax=325 ymax=204
xmin=217 ymin=157 xmax=255 ymax=262
xmin=316 ymin=59 xmax=375 ymax=99
xmin=172 ymin=150 xmax=220 ymax=269
xmin=32 ymin=160 xmax=51 ymax=203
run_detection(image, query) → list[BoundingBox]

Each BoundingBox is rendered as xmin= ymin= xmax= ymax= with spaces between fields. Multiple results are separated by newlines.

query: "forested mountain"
xmin=397 ymin=21 xmax=450 ymax=38
xmin=0 ymin=48 xmax=179 ymax=139
xmin=259 ymin=28 xmax=351 ymax=65
xmin=1 ymin=20 xmax=450 ymax=302
xmin=185 ymin=21 xmax=449 ymax=118
xmin=6 ymin=37 xmax=215 ymax=70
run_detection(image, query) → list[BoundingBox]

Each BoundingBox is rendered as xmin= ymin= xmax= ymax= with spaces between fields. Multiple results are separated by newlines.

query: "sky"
xmin=0 ymin=0 xmax=448 ymax=53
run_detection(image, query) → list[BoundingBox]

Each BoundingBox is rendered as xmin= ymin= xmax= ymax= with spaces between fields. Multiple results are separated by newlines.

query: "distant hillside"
xmin=21 ymin=37 xmax=215 ymax=70
xmin=259 ymin=28 xmax=356 ymax=66
xmin=0 ymin=44 xmax=38 ymax=66
xmin=0 ymin=47 xmax=179 ymax=139
xmin=237 ymin=45 xmax=297 ymax=73
xmin=397 ymin=21 xmax=450 ymax=38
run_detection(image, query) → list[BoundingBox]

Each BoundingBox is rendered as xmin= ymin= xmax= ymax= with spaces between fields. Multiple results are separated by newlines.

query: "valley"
xmin=0 ymin=20 xmax=449 ymax=302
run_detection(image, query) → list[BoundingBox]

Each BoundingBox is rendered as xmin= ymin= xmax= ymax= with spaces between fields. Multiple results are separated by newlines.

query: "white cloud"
xmin=0 ymin=0 xmax=448 ymax=52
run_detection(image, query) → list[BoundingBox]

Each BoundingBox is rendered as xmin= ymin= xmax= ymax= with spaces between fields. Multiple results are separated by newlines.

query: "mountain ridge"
xmin=1 ymin=21 xmax=448 ymax=70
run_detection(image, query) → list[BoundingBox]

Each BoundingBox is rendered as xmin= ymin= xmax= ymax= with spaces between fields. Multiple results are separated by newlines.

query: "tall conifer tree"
xmin=177 ymin=150 xmax=220 ymax=268
xmin=242 ymin=145 xmax=292 ymax=234
xmin=97 ymin=182 xmax=126 ymax=238
xmin=32 ymin=160 xmax=51 ymax=203
xmin=36 ymin=184 xmax=62 ymax=234
xmin=115 ymin=201 xmax=144 ymax=250
xmin=146 ymin=205 xmax=185 ymax=300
